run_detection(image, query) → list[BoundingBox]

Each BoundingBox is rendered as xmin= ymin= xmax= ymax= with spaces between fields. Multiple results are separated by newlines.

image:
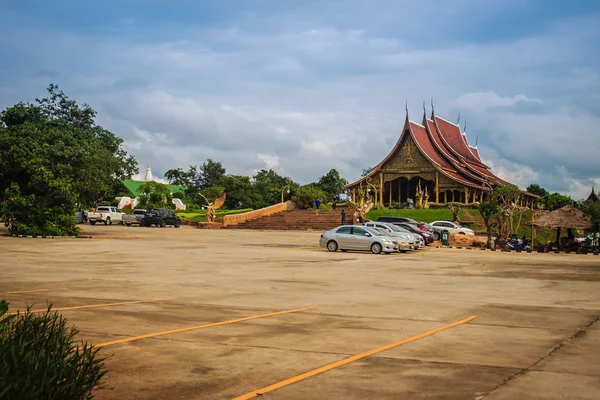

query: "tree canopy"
xmin=0 ymin=84 xmax=138 ymax=235
xmin=317 ymin=169 xmax=347 ymax=200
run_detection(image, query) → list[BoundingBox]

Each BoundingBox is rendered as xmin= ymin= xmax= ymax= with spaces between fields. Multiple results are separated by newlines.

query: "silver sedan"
xmin=319 ymin=225 xmax=399 ymax=254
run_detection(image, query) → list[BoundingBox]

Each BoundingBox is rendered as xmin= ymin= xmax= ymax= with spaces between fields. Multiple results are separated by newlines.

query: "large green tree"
xmin=317 ymin=169 xmax=347 ymax=200
xmin=0 ymin=84 xmax=138 ymax=235
xmin=525 ymin=183 xmax=549 ymax=198
xmin=253 ymin=169 xmax=294 ymax=206
xmin=136 ymin=181 xmax=173 ymax=209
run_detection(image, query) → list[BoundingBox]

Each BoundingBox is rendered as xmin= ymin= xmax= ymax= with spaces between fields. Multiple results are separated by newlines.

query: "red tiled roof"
xmin=470 ymin=146 xmax=482 ymax=162
xmin=434 ymin=116 xmax=484 ymax=165
xmin=409 ymin=122 xmax=455 ymax=171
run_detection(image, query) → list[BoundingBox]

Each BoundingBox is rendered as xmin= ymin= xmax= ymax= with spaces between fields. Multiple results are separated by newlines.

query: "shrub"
xmin=172 ymin=191 xmax=185 ymax=199
xmin=0 ymin=302 xmax=107 ymax=400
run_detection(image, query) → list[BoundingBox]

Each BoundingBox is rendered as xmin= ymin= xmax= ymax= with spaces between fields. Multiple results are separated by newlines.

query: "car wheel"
xmin=400 ymin=250 xmax=408 ymax=253
xmin=433 ymin=232 xmax=440 ymax=240
xmin=326 ymin=240 xmax=338 ymax=252
xmin=126 ymin=223 xmax=132 ymax=226
xmin=160 ymin=219 xmax=166 ymax=228
xmin=371 ymin=242 xmax=382 ymax=254
xmin=105 ymin=217 xmax=111 ymax=226
xmin=174 ymin=220 xmax=181 ymax=228
xmin=90 ymin=221 xmax=96 ymax=225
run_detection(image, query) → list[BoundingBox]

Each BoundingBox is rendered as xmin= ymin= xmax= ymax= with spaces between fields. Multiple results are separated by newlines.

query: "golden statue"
xmin=423 ymin=187 xmax=430 ymax=209
xmin=415 ymin=180 xmax=424 ymax=209
xmin=199 ymin=193 xmax=226 ymax=223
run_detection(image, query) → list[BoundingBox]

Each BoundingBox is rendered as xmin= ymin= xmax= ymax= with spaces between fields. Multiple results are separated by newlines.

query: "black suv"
xmin=142 ymin=208 xmax=181 ymax=228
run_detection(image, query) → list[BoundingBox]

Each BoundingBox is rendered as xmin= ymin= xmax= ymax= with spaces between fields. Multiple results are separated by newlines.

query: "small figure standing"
xmin=340 ymin=209 xmax=346 ymax=225
xmin=332 ymin=196 xmax=337 ymax=210
xmin=315 ymin=198 xmax=321 ymax=210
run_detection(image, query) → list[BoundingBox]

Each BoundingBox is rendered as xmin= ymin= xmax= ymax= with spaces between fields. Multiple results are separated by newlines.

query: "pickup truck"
xmin=87 ymin=206 xmax=125 ymax=225
xmin=122 ymin=209 xmax=146 ymax=226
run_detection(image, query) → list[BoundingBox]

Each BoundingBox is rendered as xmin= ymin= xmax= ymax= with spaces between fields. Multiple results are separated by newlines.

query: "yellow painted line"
xmin=8 ymin=297 xmax=176 ymax=315
xmin=0 ymin=288 xmax=48 ymax=295
xmin=93 ymin=305 xmax=316 ymax=349
xmin=233 ymin=315 xmax=478 ymax=400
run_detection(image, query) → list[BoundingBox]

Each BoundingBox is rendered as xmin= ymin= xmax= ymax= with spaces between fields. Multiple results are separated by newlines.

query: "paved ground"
xmin=1 ymin=224 xmax=599 ymax=400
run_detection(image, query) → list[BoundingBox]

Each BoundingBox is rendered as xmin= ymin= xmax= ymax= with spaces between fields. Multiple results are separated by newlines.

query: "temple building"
xmin=344 ymin=108 xmax=539 ymax=208
xmin=587 ymin=188 xmax=600 ymax=202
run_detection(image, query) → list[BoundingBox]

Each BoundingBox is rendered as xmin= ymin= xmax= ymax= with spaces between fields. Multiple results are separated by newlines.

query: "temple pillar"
xmin=379 ymin=174 xmax=383 ymax=205
xmin=435 ymin=172 xmax=439 ymax=203
xmin=465 ymin=188 xmax=470 ymax=204
xmin=389 ymin=182 xmax=392 ymax=205
xmin=352 ymin=188 xmax=356 ymax=204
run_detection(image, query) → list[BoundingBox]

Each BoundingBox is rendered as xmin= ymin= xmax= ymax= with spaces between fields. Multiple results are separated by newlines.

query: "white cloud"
xmin=453 ymin=92 xmax=542 ymax=111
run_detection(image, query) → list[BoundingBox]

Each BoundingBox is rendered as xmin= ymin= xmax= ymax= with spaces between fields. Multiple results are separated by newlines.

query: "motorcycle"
xmin=506 ymin=236 xmax=531 ymax=251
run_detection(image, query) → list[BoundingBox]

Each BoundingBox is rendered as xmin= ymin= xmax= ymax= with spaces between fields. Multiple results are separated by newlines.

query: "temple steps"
xmin=224 ymin=209 xmax=351 ymax=230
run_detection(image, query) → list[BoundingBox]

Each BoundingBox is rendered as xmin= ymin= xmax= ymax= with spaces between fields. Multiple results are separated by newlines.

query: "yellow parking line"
xmin=232 ymin=315 xmax=478 ymax=400
xmin=93 ymin=305 xmax=316 ymax=349
xmin=0 ymin=288 xmax=48 ymax=295
xmin=8 ymin=297 xmax=176 ymax=315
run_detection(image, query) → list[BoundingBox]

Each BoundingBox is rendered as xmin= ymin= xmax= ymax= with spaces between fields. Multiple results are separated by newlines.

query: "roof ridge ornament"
xmin=430 ymin=97 xmax=435 ymax=118
xmin=457 ymin=112 xmax=461 ymax=125
xmin=475 ymin=134 xmax=478 ymax=147
xmin=405 ymin=101 xmax=409 ymax=120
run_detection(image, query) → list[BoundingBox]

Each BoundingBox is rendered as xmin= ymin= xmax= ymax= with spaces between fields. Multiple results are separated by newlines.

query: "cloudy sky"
xmin=1 ymin=0 xmax=599 ymax=199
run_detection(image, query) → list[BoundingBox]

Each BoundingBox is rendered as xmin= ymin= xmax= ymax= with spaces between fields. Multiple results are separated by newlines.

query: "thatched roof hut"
xmin=535 ymin=205 xmax=590 ymax=230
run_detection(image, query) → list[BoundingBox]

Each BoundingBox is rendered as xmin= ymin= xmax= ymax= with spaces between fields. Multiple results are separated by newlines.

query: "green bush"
xmin=172 ymin=191 xmax=185 ymax=199
xmin=0 ymin=301 xmax=107 ymax=400
xmin=292 ymin=185 xmax=328 ymax=210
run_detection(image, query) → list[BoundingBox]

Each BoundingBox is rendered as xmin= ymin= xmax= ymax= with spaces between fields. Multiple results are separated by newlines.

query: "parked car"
xmin=389 ymin=224 xmax=425 ymax=248
xmin=122 ymin=209 xmax=146 ymax=226
xmin=74 ymin=210 xmax=86 ymax=224
xmin=377 ymin=216 xmax=417 ymax=224
xmin=142 ymin=208 xmax=181 ymax=228
xmin=86 ymin=206 xmax=125 ymax=225
xmin=362 ymin=222 xmax=417 ymax=251
xmin=396 ymin=222 xmax=435 ymax=244
xmin=320 ymin=225 xmax=399 ymax=254
xmin=429 ymin=221 xmax=475 ymax=240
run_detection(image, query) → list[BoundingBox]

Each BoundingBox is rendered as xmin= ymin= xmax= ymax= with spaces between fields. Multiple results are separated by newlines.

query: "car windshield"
xmin=384 ymin=224 xmax=401 ymax=232
xmin=401 ymin=224 xmax=419 ymax=233
xmin=364 ymin=227 xmax=384 ymax=236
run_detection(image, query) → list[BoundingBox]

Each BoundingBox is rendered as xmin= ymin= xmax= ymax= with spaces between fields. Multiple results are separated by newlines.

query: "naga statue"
xmin=199 ymin=193 xmax=226 ymax=223
xmin=415 ymin=180 xmax=424 ymax=209
xmin=423 ymin=187 xmax=430 ymax=209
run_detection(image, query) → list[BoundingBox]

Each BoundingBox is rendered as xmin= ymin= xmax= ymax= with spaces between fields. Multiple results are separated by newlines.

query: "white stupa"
xmin=144 ymin=162 xmax=153 ymax=182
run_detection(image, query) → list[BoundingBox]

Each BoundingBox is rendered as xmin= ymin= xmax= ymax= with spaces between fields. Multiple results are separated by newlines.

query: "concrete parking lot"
xmin=1 ymin=225 xmax=599 ymax=399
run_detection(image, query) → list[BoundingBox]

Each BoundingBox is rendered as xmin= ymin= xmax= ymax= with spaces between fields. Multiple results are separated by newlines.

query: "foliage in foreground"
xmin=0 ymin=84 xmax=137 ymax=236
xmin=136 ymin=181 xmax=174 ymax=209
xmin=0 ymin=300 xmax=107 ymax=400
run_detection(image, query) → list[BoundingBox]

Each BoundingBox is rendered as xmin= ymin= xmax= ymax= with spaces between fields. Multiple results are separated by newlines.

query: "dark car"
xmin=396 ymin=222 xmax=435 ymax=244
xmin=377 ymin=216 xmax=417 ymax=224
xmin=142 ymin=208 xmax=181 ymax=228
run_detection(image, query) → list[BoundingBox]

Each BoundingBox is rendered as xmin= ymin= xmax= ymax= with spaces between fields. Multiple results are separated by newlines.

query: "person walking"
xmin=315 ymin=198 xmax=321 ymax=210
xmin=332 ymin=196 xmax=337 ymax=210
xmin=340 ymin=209 xmax=346 ymax=225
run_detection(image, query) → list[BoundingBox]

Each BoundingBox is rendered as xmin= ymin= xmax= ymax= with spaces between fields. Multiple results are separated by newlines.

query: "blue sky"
xmin=1 ymin=0 xmax=599 ymax=198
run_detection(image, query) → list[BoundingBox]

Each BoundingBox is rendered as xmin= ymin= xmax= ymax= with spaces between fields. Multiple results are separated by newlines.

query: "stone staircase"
xmin=225 ymin=209 xmax=351 ymax=230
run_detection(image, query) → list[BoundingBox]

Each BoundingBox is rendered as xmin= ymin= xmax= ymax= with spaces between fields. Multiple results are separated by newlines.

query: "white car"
xmin=429 ymin=221 xmax=475 ymax=240
xmin=362 ymin=222 xmax=420 ymax=251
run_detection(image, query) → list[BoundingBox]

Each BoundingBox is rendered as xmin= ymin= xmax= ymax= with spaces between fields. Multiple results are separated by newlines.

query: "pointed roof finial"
xmin=422 ymin=100 xmax=427 ymax=117
xmin=463 ymin=120 xmax=467 ymax=133
xmin=405 ymin=101 xmax=409 ymax=120
xmin=457 ymin=112 xmax=461 ymax=125
xmin=475 ymin=134 xmax=478 ymax=147
xmin=430 ymin=97 xmax=435 ymax=118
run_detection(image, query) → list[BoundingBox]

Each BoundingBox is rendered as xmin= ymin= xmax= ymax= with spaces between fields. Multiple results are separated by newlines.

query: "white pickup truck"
xmin=87 ymin=206 xmax=125 ymax=225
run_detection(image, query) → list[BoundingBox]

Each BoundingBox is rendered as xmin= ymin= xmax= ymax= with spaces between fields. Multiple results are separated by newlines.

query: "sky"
xmin=1 ymin=0 xmax=599 ymax=199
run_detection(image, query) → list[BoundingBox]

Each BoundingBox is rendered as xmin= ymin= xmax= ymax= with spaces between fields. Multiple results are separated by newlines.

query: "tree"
xmin=164 ymin=168 xmax=189 ymax=186
xmin=223 ymin=175 xmax=263 ymax=209
xmin=318 ymin=169 xmax=347 ymax=200
xmin=361 ymin=167 xmax=374 ymax=177
xmin=136 ymin=181 xmax=173 ymax=209
xmin=293 ymin=184 xmax=327 ymax=210
xmin=492 ymin=184 xmax=522 ymax=240
xmin=0 ymin=85 xmax=138 ymax=235
xmin=447 ymin=203 xmax=461 ymax=222
xmin=543 ymin=192 xmax=573 ymax=211
xmin=478 ymin=194 xmax=500 ymax=244
xmin=582 ymin=200 xmax=600 ymax=250
xmin=253 ymin=169 xmax=293 ymax=207
xmin=200 ymin=159 xmax=226 ymax=189
xmin=526 ymin=183 xmax=548 ymax=198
